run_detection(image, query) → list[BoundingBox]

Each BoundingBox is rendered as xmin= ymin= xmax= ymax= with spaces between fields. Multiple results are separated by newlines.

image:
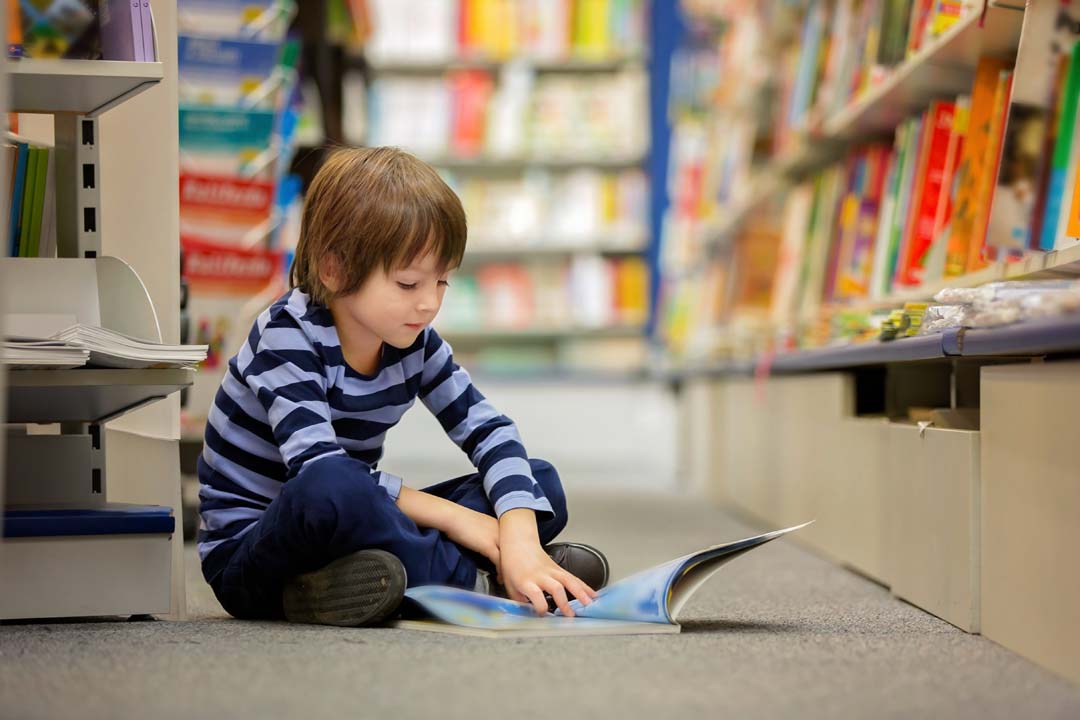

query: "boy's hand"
xmin=498 ymin=508 xmax=598 ymax=617
xmin=444 ymin=506 xmax=501 ymax=575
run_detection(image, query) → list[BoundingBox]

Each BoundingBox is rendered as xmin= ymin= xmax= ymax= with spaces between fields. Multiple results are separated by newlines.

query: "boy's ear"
xmin=318 ymin=255 xmax=342 ymax=294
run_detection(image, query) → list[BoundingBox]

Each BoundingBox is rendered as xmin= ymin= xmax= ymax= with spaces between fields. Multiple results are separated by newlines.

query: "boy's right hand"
xmin=445 ymin=507 xmax=501 ymax=577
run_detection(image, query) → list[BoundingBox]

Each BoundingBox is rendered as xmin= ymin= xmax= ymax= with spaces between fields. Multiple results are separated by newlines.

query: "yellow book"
xmin=573 ymin=0 xmax=611 ymax=60
xmin=967 ymin=69 xmax=1013 ymax=273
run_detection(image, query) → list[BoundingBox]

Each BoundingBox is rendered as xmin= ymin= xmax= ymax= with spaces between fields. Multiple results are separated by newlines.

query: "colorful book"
xmin=8 ymin=143 xmax=28 ymax=258
xmin=17 ymin=147 xmax=39 ymax=258
xmin=886 ymin=114 xmax=923 ymax=289
xmin=27 ymin=147 xmax=49 ymax=258
xmin=395 ymin=524 xmax=809 ymax=638
xmin=898 ymin=100 xmax=955 ymax=286
xmin=1039 ymin=43 xmax=1080 ymax=250
xmin=945 ymin=56 xmax=1010 ymax=275
xmin=38 ymin=148 xmax=56 ymax=258
xmin=967 ymin=69 xmax=1013 ymax=271
xmin=988 ymin=0 xmax=1080 ymax=252
xmin=869 ymin=138 xmax=902 ymax=298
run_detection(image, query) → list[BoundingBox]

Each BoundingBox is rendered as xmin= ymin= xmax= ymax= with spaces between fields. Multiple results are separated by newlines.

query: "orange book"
xmin=1067 ymin=157 xmax=1080 ymax=240
xmin=967 ymin=69 xmax=1013 ymax=272
xmin=945 ymin=57 xmax=1010 ymax=276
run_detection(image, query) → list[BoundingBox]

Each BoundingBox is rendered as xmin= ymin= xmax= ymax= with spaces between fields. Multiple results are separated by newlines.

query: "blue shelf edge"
xmin=3 ymin=504 xmax=175 ymax=539
xmin=676 ymin=313 xmax=1080 ymax=378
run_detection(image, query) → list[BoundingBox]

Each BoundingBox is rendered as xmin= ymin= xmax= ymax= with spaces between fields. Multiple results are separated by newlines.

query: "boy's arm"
xmin=416 ymin=328 xmax=553 ymax=519
xmin=417 ymin=329 xmax=595 ymax=614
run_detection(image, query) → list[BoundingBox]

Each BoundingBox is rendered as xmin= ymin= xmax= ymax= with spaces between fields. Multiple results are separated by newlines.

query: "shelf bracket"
xmin=54 ymin=114 xmax=102 ymax=259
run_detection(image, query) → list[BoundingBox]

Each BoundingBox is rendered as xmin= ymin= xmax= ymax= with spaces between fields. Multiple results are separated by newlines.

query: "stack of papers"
xmin=51 ymin=325 xmax=208 ymax=369
xmin=1 ymin=338 xmax=89 ymax=369
xmin=1 ymin=324 xmax=208 ymax=370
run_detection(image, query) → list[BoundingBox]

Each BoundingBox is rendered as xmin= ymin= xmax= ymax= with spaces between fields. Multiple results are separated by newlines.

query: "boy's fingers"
xmin=543 ymin=579 xmax=574 ymax=617
xmin=556 ymin=570 xmax=596 ymax=605
xmin=521 ymin=583 xmax=548 ymax=616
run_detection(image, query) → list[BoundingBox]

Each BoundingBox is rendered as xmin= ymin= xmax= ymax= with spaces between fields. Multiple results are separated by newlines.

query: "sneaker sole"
xmin=283 ymin=549 xmax=406 ymax=627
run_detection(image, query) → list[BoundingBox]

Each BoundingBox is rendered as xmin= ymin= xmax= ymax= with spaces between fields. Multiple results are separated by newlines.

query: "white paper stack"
xmin=50 ymin=324 xmax=208 ymax=369
xmin=1 ymin=337 xmax=90 ymax=369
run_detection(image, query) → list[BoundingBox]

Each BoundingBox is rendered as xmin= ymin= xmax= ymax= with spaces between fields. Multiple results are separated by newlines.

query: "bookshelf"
xmin=1 ymin=1 xmax=186 ymax=620
xmin=345 ymin=0 xmax=653 ymax=376
xmin=670 ymin=0 xmax=1080 ymax=686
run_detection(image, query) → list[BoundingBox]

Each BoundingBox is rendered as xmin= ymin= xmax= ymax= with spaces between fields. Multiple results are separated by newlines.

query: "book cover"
xmin=38 ymin=148 xmax=56 ymax=258
xmin=898 ymin=100 xmax=955 ymax=286
xmin=885 ymin=115 xmax=923 ymax=291
xmin=827 ymin=154 xmax=862 ymax=301
xmin=878 ymin=0 xmax=915 ymax=67
xmin=894 ymin=106 xmax=936 ymax=287
xmin=868 ymin=140 xmax=901 ymax=299
xmin=17 ymin=0 xmax=96 ymax=59
xmin=178 ymin=35 xmax=287 ymax=108
xmin=177 ymin=0 xmax=294 ymax=42
xmin=1066 ymin=131 xmax=1080 ymax=241
xmin=847 ymin=144 xmax=891 ymax=296
xmin=1039 ymin=42 xmax=1080 ymax=250
xmin=179 ymin=172 xmax=276 ymax=247
xmin=396 ymin=523 xmax=810 ymax=638
xmin=0 ymin=146 xmax=14 ymax=259
xmin=945 ymin=56 xmax=1009 ymax=275
xmin=1031 ymin=55 xmax=1072 ymax=248
xmin=180 ymin=237 xmax=286 ymax=435
xmin=17 ymin=147 xmax=40 ymax=258
xmin=987 ymin=0 xmax=1080 ymax=252
xmin=140 ymin=0 xmax=155 ymax=61
xmin=179 ymin=107 xmax=276 ymax=151
xmin=8 ymin=143 xmax=29 ymax=258
xmin=967 ymin=70 xmax=1013 ymax=272
xmin=27 ymin=147 xmax=49 ymax=258
xmin=99 ymin=0 xmax=142 ymax=61
xmin=923 ymin=95 xmax=968 ymax=284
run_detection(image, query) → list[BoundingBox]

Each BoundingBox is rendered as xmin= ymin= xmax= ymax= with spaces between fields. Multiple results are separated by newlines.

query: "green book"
xmin=27 ymin=147 xmax=49 ymax=258
xmin=18 ymin=147 xmax=40 ymax=258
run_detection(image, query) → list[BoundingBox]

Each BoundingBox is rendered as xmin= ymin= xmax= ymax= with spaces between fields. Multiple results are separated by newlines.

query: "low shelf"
xmin=9 ymin=59 xmax=163 ymax=116
xmin=6 ymin=368 xmax=194 ymax=424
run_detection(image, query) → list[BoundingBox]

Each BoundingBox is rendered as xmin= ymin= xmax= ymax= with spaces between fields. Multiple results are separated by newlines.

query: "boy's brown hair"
xmin=290 ymin=146 xmax=467 ymax=305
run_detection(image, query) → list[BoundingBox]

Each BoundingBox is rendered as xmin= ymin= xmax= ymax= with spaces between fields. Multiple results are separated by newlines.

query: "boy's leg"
xmin=205 ymin=454 xmax=477 ymax=620
xmin=421 ymin=457 xmax=568 ymax=545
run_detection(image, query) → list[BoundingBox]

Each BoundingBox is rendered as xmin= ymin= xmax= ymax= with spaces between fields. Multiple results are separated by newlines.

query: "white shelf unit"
xmin=1 ymin=5 xmax=185 ymax=621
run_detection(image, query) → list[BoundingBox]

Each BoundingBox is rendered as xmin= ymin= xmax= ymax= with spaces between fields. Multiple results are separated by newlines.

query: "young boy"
xmin=197 ymin=147 xmax=609 ymax=627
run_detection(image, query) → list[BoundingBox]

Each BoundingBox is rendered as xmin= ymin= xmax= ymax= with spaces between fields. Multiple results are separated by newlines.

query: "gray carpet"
xmin=3 ymin=491 xmax=1079 ymax=720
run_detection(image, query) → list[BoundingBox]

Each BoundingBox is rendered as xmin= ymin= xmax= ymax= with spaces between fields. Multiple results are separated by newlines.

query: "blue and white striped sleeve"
xmin=418 ymin=328 xmax=553 ymax=519
xmin=237 ymin=309 xmax=403 ymax=499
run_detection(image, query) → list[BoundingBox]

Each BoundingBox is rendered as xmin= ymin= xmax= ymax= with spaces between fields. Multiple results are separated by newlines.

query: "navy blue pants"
xmin=202 ymin=455 xmax=568 ymax=620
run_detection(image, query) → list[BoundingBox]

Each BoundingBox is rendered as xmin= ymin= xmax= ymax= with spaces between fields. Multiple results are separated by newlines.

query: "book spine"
xmin=899 ymin=100 xmax=955 ymax=286
xmin=8 ymin=143 xmax=28 ymax=258
xmin=18 ymin=147 xmax=40 ymax=258
xmin=945 ymin=56 xmax=1008 ymax=275
xmin=141 ymin=0 xmax=156 ymax=62
xmin=27 ymin=147 xmax=49 ymax=258
xmin=967 ymin=70 xmax=1013 ymax=271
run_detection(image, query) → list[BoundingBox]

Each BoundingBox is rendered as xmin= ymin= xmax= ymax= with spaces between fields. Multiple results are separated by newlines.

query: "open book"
xmin=395 ymin=522 xmax=810 ymax=638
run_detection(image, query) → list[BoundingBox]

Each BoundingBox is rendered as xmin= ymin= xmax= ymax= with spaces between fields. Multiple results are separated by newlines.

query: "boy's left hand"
xmin=498 ymin=508 xmax=597 ymax=617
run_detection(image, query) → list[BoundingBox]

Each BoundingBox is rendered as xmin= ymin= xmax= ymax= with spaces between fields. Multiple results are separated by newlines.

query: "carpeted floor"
xmin=3 ymin=491 xmax=1079 ymax=720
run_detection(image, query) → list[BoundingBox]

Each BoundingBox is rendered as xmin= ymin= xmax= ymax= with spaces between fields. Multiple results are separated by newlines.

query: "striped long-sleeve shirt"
xmin=196 ymin=288 xmax=553 ymax=562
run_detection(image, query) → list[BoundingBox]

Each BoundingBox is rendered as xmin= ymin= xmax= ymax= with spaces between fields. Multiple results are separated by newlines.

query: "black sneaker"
xmin=282 ymin=549 xmax=406 ymax=627
xmin=544 ymin=542 xmax=610 ymax=611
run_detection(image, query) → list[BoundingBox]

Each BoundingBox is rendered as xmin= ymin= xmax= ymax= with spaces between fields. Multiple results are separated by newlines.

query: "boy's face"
xmin=330 ymin=249 xmax=452 ymax=352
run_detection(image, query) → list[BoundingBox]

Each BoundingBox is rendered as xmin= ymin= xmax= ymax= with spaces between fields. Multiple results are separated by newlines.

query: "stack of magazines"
xmin=2 ymin=324 xmax=208 ymax=370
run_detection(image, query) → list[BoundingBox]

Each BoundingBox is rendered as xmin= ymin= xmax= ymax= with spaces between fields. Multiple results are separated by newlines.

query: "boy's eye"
xmin=438 ymin=280 xmax=450 ymax=287
xmin=397 ymin=282 xmax=417 ymax=290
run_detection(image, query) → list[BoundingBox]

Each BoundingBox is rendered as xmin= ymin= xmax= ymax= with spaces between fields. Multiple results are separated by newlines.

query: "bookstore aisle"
xmin=6 ymin=0 xmax=1080 ymax=717
xmin=3 ymin=492 xmax=1080 ymax=718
